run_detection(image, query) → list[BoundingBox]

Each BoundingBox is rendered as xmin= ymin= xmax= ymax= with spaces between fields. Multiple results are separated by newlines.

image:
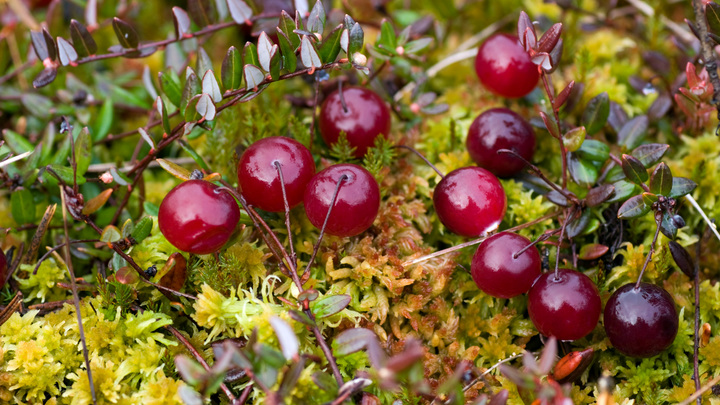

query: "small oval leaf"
xmin=578 ymin=244 xmax=609 ymax=260
xmin=227 ymin=0 xmax=253 ymax=24
xmin=582 ymin=92 xmax=610 ymax=135
xmin=621 ymin=154 xmax=649 ymax=185
xmin=668 ymin=240 xmax=695 ymax=278
xmin=112 ymin=17 xmax=139 ymax=49
xmin=312 ymin=294 xmax=351 ymax=318
xmin=617 ymin=194 xmax=649 ymax=219
xmin=649 ymin=162 xmax=672 ymax=196
xmin=156 ymin=158 xmax=191 ymax=180
xmin=669 ymin=177 xmax=697 ymax=198
xmin=270 ymin=317 xmax=299 ymax=360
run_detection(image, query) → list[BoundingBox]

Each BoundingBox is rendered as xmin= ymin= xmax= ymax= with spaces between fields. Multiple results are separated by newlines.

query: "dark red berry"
xmin=433 ymin=167 xmax=507 ymax=237
xmin=238 ymin=136 xmax=316 ymax=212
xmin=528 ymin=269 xmax=601 ymax=341
xmin=471 ymin=232 xmax=541 ymax=298
xmin=303 ymin=164 xmax=380 ymax=237
xmin=158 ymin=180 xmax=240 ymax=255
xmin=318 ymin=86 xmax=391 ymax=158
xmin=467 ymin=108 xmax=536 ymax=177
xmin=475 ymin=34 xmax=539 ymax=98
xmin=604 ymin=282 xmax=678 ymax=358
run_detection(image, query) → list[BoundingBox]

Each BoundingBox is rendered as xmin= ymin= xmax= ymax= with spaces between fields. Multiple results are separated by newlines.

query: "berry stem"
xmin=402 ymin=210 xmax=561 ymax=267
xmin=553 ymin=207 xmax=574 ymax=279
xmin=513 ymin=229 xmax=560 ymax=259
xmin=394 ymin=145 xmax=445 ymax=178
xmin=274 ymin=161 xmax=297 ymax=264
xmin=540 ymin=73 xmax=568 ymax=189
xmin=338 ymin=80 xmax=349 ymax=113
xmin=634 ymin=214 xmax=662 ymax=289
xmin=497 ymin=149 xmax=578 ymax=204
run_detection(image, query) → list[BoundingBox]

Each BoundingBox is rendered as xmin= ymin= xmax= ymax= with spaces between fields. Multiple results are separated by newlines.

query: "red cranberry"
xmin=471 ymin=232 xmax=541 ymax=298
xmin=466 ymin=108 xmax=536 ymax=177
xmin=303 ymin=164 xmax=380 ymax=237
xmin=318 ymin=86 xmax=392 ymax=158
xmin=158 ymin=180 xmax=240 ymax=254
xmin=475 ymin=34 xmax=539 ymax=98
xmin=528 ymin=269 xmax=601 ymax=341
xmin=604 ymin=282 xmax=678 ymax=357
xmin=432 ymin=167 xmax=507 ymax=237
xmin=238 ymin=136 xmax=316 ymax=212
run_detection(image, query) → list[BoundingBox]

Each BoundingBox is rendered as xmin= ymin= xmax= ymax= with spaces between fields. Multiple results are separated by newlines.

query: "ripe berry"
xmin=467 ymin=108 xmax=536 ymax=178
xmin=528 ymin=269 xmax=601 ymax=341
xmin=471 ymin=232 xmax=541 ymax=298
xmin=604 ymin=282 xmax=678 ymax=358
xmin=303 ymin=164 xmax=380 ymax=237
xmin=475 ymin=34 xmax=539 ymax=98
xmin=238 ymin=136 xmax=316 ymax=212
xmin=433 ymin=167 xmax=507 ymax=237
xmin=318 ymin=86 xmax=391 ymax=158
xmin=158 ymin=180 xmax=240 ymax=255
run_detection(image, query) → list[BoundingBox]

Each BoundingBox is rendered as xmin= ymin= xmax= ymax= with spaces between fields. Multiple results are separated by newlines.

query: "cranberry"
xmin=471 ymin=232 xmax=541 ymax=298
xmin=318 ymin=86 xmax=392 ymax=158
xmin=604 ymin=282 xmax=678 ymax=358
xmin=528 ymin=269 xmax=601 ymax=341
xmin=475 ymin=34 xmax=539 ymax=98
xmin=238 ymin=136 xmax=316 ymax=212
xmin=158 ymin=180 xmax=240 ymax=255
xmin=466 ymin=108 xmax=536 ymax=177
xmin=303 ymin=164 xmax=380 ymax=237
xmin=432 ymin=167 xmax=507 ymax=237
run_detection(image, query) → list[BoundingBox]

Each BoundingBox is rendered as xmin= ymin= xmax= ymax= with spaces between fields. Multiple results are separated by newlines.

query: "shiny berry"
xmin=471 ymin=232 xmax=541 ymax=298
xmin=318 ymin=86 xmax=392 ymax=158
xmin=467 ymin=108 xmax=536 ymax=177
xmin=238 ymin=136 xmax=316 ymax=212
xmin=604 ymin=282 xmax=678 ymax=357
xmin=433 ymin=167 xmax=507 ymax=237
xmin=475 ymin=34 xmax=539 ymax=98
xmin=158 ymin=180 xmax=240 ymax=255
xmin=303 ymin=164 xmax=380 ymax=237
xmin=528 ymin=269 xmax=601 ymax=341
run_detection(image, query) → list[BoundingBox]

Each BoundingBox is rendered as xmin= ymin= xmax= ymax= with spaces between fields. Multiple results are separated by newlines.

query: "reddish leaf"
xmin=617 ymin=194 xmax=649 ymax=219
xmin=578 ymin=244 xmax=609 ymax=260
xmin=668 ymin=240 xmax=695 ymax=278
xmin=116 ymin=266 xmax=140 ymax=284
xmin=172 ymin=7 xmax=191 ymax=40
xmin=552 ymin=348 xmax=594 ymax=383
xmin=540 ymin=111 xmax=560 ymax=138
xmin=631 ymin=143 xmax=669 ymax=168
xmin=537 ymin=23 xmax=562 ymax=54
xmin=489 ymin=389 xmax=509 ymax=405
xmin=649 ymin=162 xmax=673 ymax=196
xmin=621 ymin=154 xmax=648 ymax=185
xmin=554 ymin=80 xmax=575 ymax=110
xmin=586 ymin=184 xmax=615 ymax=207
xmin=159 ymin=252 xmax=187 ymax=291
xmin=33 ymin=68 xmax=57 ymax=89
xmin=70 ymin=19 xmax=97 ymax=57
xmin=112 ymin=17 xmax=139 ymax=49
xmin=517 ymin=11 xmax=535 ymax=50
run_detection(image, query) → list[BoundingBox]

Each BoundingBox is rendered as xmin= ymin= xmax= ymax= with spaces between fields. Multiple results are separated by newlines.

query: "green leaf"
xmin=21 ymin=94 xmax=53 ymax=119
xmin=618 ymin=115 xmax=648 ymax=150
xmin=227 ymin=0 xmax=253 ymax=25
xmin=43 ymin=165 xmax=86 ymax=186
xmin=171 ymin=7 xmax=191 ymax=40
xmin=378 ymin=19 xmax=397 ymax=51
xmin=257 ymin=32 xmax=277 ymax=72
xmin=270 ymin=317 xmax=299 ymax=360
xmin=649 ymin=162 xmax=672 ymax=196
xmin=196 ymin=47 xmax=213 ymax=78
xmin=156 ymin=97 xmax=172 ymax=136
xmin=221 ymin=46 xmax=243 ymax=91
xmin=180 ymin=71 xmax=201 ymax=115
xmin=300 ymin=35 xmax=322 ymax=69
xmin=348 ymin=22 xmax=364 ymax=55
xmin=606 ymin=180 xmax=639 ymax=203
xmin=2 ymin=129 xmax=34 ymax=154
xmin=92 ymin=97 xmax=114 ymax=142
xmin=279 ymin=11 xmax=300 ymax=49
xmin=575 ymin=139 xmax=609 ymax=162
xmin=180 ymin=142 xmax=210 ymax=171
xmin=312 ymin=294 xmax=351 ymax=319
xmin=74 ymin=127 xmax=92 ymax=176
xmin=582 ymin=92 xmax=609 ymax=135
xmin=277 ymin=30 xmax=298 ymax=73
xmin=562 ymin=126 xmax=585 ymax=152
xmin=307 ymin=0 xmax=326 ymax=34
xmin=11 ymin=188 xmax=35 ymax=225
xmin=244 ymin=42 xmax=259 ymax=68
xmin=244 ymin=65 xmax=266 ymax=90
xmin=184 ymin=94 xmax=204 ymax=123
xmin=131 ymin=217 xmax=153 ymax=243
xmin=568 ymin=153 xmax=598 ymax=186
xmin=668 ymin=177 xmax=697 ymax=198
xmin=159 ymin=69 xmax=183 ymax=109
xmin=631 ymin=143 xmax=669 ymax=168
xmin=621 ymin=154 xmax=649 ymax=185
xmin=617 ymin=194 xmax=649 ymax=219
xmin=112 ymin=17 xmax=139 ymax=49
xmin=318 ymin=24 xmax=344 ymax=63
xmin=156 ymin=158 xmax=191 ymax=180
xmin=188 ymin=0 xmax=215 ymax=28
xmin=707 ymin=2 xmax=720 ymax=34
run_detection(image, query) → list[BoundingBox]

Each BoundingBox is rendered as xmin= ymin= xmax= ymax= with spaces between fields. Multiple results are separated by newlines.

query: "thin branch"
xmin=635 ymin=214 xmax=662 ymax=288
xmin=59 ymin=189 xmax=97 ymax=405
xmin=274 ymin=162 xmax=297 ymax=264
xmin=497 ymin=149 xmax=578 ymax=204
xmin=394 ymin=145 xmax=445 ymax=178
xmin=692 ymin=0 xmax=720 ymax=135
xmin=678 ymin=374 xmax=720 ymax=405
xmin=540 ymin=73 xmax=569 ymax=189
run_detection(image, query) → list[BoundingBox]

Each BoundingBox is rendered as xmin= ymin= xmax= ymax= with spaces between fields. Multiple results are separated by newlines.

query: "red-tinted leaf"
xmin=159 ymin=252 xmax=187 ymax=291
xmin=582 ymin=92 xmax=609 ymax=135
xmin=554 ymin=80 xmax=575 ymax=110
xmin=334 ymin=328 xmax=378 ymax=356
xmin=517 ymin=11 xmax=535 ymax=49
xmin=57 ymin=37 xmax=78 ymax=66
xmin=552 ymin=348 xmax=594 ymax=383
xmin=298 ymin=289 xmax=319 ymax=302
xmin=618 ymin=115 xmax=648 ymax=149
xmin=674 ymin=92 xmax=697 ymax=116
xmin=384 ymin=339 xmax=424 ymax=372
xmin=537 ymin=23 xmax=562 ymax=53
xmin=621 ymin=154 xmax=648 ymax=185
xmin=82 ymin=189 xmax=113 ymax=215
xmin=31 ymin=29 xmax=56 ymax=61
xmin=70 ymin=19 xmax=97 ymax=57
xmin=33 ymin=68 xmax=57 ymax=88
xmin=188 ymin=0 xmax=216 ymax=28
xmin=112 ymin=17 xmax=139 ymax=49
xmin=631 ymin=143 xmax=669 ymax=168
xmin=538 ymin=336 xmax=557 ymax=374
xmin=668 ymin=240 xmax=695 ymax=278
xmin=586 ymin=183 xmax=615 ymax=207
xmin=578 ymin=244 xmax=609 ymax=260
xmin=608 ymin=101 xmax=629 ymax=133
xmin=648 ymin=93 xmax=672 ymax=121
xmin=172 ymin=7 xmax=191 ymax=40
xmin=288 ymin=309 xmax=316 ymax=327
xmin=540 ymin=111 xmax=560 ymax=138
xmin=547 ymin=38 xmax=563 ymax=73
xmin=489 ymin=390 xmax=509 ymax=405
xmin=668 ymin=177 xmax=697 ymax=198
xmin=116 ymin=266 xmax=140 ymax=284
xmin=270 ymin=316 xmax=299 ymax=360
xmin=546 ymin=190 xmax=569 ymax=207
xmin=649 ymin=162 xmax=672 ymax=196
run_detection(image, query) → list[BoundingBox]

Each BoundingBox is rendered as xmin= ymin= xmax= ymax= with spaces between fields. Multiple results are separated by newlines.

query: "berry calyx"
xmin=528 ymin=269 xmax=601 ymax=341
xmin=471 ymin=232 xmax=541 ymax=298
xmin=238 ymin=136 xmax=316 ymax=212
xmin=303 ymin=164 xmax=380 ymax=237
xmin=467 ymin=108 xmax=536 ymax=177
xmin=604 ymin=282 xmax=679 ymax=358
xmin=158 ymin=180 xmax=240 ymax=255
xmin=432 ymin=167 xmax=507 ymax=237
xmin=318 ymin=86 xmax=392 ymax=158
xmin=475 ymin=34 xmax=539 ymax=98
